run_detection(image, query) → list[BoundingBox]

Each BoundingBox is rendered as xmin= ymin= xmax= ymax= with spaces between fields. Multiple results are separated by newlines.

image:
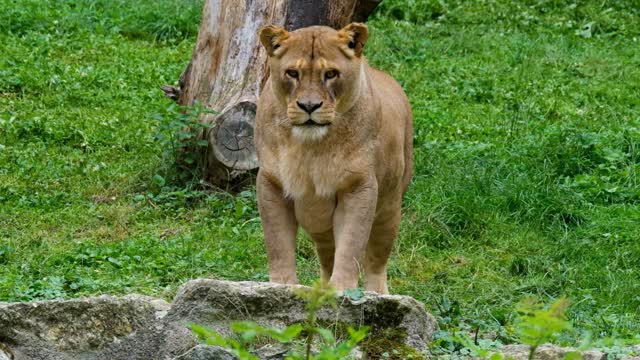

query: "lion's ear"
xmin=259 ymin=25 xmax=289 ymax=56
xmin=339 ymin=22 xmax=369 ymax=57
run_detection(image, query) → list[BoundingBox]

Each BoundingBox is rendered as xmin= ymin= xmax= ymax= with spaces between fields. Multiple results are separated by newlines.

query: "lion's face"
xmin=260 ymin=23 xmax=369 ymax=142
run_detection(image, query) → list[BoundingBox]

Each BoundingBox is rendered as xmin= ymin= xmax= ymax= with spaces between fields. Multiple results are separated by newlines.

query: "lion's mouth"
xmin=294 ymin=119 xmax=330 ymax=127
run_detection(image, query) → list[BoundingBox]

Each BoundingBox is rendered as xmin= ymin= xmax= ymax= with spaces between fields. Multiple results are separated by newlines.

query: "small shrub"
xmin=513 ymin=298 xmax=571 ymax=360
xmin=190 ymin=282 xmax=369 ymax=360
xmin=150 ymin=101 xmax=214 ymax=189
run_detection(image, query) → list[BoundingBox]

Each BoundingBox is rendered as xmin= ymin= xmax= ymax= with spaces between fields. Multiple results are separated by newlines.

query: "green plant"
xmin=190 ymin=282 xmax=369 ymax=360
xmin=150 ymin=102 xmax=215 ymax=187
xmin=431 ymin=298 xmax=578 ymax=360
xmin=191 ymin=322 xmax=303 ymax=360
xmin=513 ymin=298 xmax=572 ymax=360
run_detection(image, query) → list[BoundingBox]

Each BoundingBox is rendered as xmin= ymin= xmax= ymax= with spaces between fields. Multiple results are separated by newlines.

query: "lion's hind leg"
xmin=309 ymin=230 xmax=335 ymax=282
xmin=364 ymin=205 xmax=401 ymax=294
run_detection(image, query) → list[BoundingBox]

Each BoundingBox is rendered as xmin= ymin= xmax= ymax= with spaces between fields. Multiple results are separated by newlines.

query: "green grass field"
xmin=1 ymin=0 xmax=639 ymax=349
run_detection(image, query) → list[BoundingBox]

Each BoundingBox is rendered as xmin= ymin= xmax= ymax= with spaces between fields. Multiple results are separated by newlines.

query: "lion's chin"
xmin=291 ymin=125 xmax=329 ymax=142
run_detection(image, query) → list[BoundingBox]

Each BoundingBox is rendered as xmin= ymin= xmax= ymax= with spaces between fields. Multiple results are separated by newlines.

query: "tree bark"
xmin=164 ymin=0 xmax=381 ymax=189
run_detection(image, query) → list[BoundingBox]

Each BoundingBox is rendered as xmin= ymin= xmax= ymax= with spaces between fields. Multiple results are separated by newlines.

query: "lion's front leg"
xmin=257 ymin=170 xmax=298 ymax=284
xmin=331 ymin=179 xmax=378 ymax=291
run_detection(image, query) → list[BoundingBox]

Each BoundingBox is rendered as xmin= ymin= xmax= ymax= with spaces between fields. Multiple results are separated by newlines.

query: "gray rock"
xmin=252 ymin=344 xmax=289 ymax=359
xmin=123 ymin=294 xmax=172 ymax=319
xmin=173 ymin=345 xmax=237 ymax=360
xmin=170 ymin=279 xmax=437 ymax=351
xmin=0 ymin=279 xmax=438 ymax=359
xmin=0 ymin=343 xmax=12 ymax=360
xmin=497 ymin=344 xmax=606 ymax=360
xmin=0 ymin=295 xmax=158 ymax=359
xmin=349 ymin=346 xmax=365 ymax=360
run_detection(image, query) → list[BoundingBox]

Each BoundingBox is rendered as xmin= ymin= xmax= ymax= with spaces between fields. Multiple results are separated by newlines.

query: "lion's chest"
xmin=278 ymin=148 xmax=344 ymax=199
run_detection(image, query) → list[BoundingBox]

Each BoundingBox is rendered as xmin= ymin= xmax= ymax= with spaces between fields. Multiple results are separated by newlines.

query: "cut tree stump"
xmin=162 ymin=0 xmax=381 ymax=189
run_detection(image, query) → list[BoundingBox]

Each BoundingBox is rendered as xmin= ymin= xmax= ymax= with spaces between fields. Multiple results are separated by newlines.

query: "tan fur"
xmin=255 ymin=23 xmax=413 ymax=293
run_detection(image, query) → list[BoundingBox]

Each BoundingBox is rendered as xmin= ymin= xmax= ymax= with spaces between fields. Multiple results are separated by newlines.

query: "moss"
xmin=358 ymin=299 xmax=425 ymax=358
xmin=364 ymin=299 xmax=404 ymax=331
xmin=314 ymin=299 xmax=424 ymax=359
xmin=360 ymin=328 xmax=424 ymax=360
xmin=316 ymin=317 xmax=423 ymax=359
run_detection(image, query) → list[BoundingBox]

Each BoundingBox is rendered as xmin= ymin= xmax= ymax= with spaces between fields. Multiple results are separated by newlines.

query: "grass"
xmin=1 ymin=0 xmax=639 ymax=348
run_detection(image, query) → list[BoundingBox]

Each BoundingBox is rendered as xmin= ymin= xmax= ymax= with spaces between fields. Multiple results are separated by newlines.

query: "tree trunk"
xmin=163 ymin=0 xmax=381 ymax=189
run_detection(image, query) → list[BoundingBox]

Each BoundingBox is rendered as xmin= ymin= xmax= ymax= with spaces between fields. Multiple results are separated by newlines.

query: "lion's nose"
xmin=297 ymin=100 xmax=323 ymax=114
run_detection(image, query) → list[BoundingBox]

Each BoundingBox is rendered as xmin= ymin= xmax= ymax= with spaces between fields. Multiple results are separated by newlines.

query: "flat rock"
xmin=173 ymin=345 xmax=237 ymax=360
xmin=0 ymin=344 xmax=11 ymax=360
xmin=497 ymin=344 xmax=606 ymax=360
xmin=0 ymin=294 xmax=160 ymax=359
xmin=169 ymin=279 xmax=437 ymax=351
xmin=0 ymin=279 xmax=438 ymax=359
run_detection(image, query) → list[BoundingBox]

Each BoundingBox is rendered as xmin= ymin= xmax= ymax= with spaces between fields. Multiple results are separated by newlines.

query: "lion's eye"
xmin=285 ymin=69 xmax=299 ymax=79
xmin=325 ymin=70 xmax=338 ymax=80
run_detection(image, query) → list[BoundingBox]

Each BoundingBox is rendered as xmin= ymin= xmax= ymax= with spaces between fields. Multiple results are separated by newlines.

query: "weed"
xmin=513 ymin=298 xmax=572 ymax=360
xmin=150 ymin=101 xmax=215 ymax=189
xmin=190 ymin=282 xmax=369 ymax=360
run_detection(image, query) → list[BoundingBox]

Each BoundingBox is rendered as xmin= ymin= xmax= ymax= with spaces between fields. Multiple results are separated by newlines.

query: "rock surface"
xmin=0 ymin=295 xmax=162 ymax=359
xmin=173 ymin=345 xmax=237 ymax=360
xmin=0 ymin=279 xmax=438 ymax=360
xmin=497 ymin=344 xmax=606 ymax=360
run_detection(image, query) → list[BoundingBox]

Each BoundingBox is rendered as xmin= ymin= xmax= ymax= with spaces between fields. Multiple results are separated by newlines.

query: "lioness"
xmin=255 ymin=23 xmax=413 ymax=294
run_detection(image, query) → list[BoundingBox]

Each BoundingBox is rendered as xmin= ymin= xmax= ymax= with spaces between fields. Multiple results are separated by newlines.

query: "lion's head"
xmin=259 ymin=23 xmax=369 ymax=141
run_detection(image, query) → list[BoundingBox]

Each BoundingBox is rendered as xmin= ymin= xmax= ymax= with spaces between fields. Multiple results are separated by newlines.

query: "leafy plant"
xmin=150 ymin=101 xmax=215 ymax=187
xmin=190 ymin=282 xmax=369 ymax=360
xmin=513 ymin=298 xmax=571 ymax=360
xmin=191 ymin=322 xmax=303 ymax=360
xmin=430 ymin=298 xmax=581 ymax=360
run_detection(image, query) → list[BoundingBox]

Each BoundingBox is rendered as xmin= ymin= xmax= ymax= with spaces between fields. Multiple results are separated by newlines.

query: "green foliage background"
xmin=1 ymin=0 xmax=639 ymax=345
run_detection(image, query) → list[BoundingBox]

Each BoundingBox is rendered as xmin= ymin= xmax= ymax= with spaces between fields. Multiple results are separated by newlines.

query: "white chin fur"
xmin=292 ymin=126 xmax=329 ymax=142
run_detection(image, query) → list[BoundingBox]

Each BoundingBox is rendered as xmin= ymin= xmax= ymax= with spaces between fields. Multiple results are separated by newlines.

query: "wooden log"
xmin=165 ymin=0 xmax=381 ymax=188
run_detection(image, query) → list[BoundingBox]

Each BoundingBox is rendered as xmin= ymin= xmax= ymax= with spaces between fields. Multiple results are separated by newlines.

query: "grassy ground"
xmin=1 ymin=0 xmax=639 ymax=348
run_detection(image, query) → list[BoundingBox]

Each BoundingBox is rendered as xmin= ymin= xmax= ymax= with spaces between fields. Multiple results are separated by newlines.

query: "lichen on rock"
xmin=0 ymin=280 xmax=438 ymax=359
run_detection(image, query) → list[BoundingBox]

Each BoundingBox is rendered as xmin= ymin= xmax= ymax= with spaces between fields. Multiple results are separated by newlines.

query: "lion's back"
xmin=368 ymin=66 xmax=414 ymax=193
